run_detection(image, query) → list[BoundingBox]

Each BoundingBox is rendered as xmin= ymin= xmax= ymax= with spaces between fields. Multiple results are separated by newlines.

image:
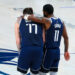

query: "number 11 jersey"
xmin=46 ymin=17 xmax=64 ymax=49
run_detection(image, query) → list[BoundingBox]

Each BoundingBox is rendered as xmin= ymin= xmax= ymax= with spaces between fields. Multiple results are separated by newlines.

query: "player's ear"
xmin=43 ymin=11 xmax=47 ymax=17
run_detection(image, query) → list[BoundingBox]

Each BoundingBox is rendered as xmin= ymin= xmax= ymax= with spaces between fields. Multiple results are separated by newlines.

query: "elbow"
xmin=28 ymin=16 xmax=32 ymax=20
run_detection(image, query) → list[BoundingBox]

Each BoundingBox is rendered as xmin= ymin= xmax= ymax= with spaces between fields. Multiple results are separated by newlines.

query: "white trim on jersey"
xmin=48 ymin=17 xmax=64 ymax=26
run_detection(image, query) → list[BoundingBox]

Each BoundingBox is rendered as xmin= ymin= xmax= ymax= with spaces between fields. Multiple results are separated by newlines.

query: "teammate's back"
xmin=46 ymin=17 xmax=63 ymax=49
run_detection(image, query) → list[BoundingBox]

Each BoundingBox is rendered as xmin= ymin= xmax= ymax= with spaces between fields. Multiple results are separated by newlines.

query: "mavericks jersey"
xmin=46 ymin=17 xmax=64 ymax=49
xmin=19 ymin=18 xmax=43 ymax=48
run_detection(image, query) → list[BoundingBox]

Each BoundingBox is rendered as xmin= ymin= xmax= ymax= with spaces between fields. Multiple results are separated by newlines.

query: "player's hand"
xmin=17 ymin=45 xmax=21 ymax=54
xmin=64 ymin=51 xmax=70 ymax=61
xmin=24 ymin=14 xmax=31 ymax=20
xmin=17 ymin=44 xmax=20 ymax=50
xmin=16 ymin=41 xmax=21 ymax=52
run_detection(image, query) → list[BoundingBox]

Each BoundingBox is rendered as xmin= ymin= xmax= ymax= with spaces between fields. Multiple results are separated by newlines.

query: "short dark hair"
xmin=43 ymin=4 xmax=54 ymax=14
xmin=23 ymin=8 xmax=33 ymax=15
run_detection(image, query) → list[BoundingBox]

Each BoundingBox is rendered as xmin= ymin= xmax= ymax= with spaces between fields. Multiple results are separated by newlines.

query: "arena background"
xmin=0 ymin=0 xmax=75 ymax=75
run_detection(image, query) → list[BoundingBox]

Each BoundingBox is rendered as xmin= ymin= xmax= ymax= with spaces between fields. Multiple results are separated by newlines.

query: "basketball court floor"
xmin=0 ymin=0 xmax=75 ymax=75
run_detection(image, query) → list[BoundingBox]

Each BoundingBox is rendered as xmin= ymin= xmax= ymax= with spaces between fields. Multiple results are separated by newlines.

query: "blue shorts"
xmin=17 ymin=46 xmax=43 ymax=74
xmin=43 ymin=48 xmax=60 ymax=72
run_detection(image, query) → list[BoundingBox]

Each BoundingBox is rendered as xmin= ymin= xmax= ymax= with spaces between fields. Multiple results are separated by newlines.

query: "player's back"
xmin=19 ymin=18 xmax=43 ymax=48
xmin=46 ymin=17 xmax=64 ymax=49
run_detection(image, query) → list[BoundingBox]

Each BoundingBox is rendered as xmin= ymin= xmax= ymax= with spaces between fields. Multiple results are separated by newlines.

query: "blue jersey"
xmin=46 ymin=17 xmax=64 ymax=49
xmin=19 ymin=18 xmax=43 ymax=48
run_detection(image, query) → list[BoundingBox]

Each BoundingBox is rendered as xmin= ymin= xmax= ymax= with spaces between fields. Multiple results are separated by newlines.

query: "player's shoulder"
xmin=50 ymin=17 xmax=60 ymax=21
xmin=48 ymin=17 xmax=59 ymax=23
xmin=17 ymin=16 xmax=22 ymax=22
xmin=51 ymin=17 xmax=64 ymax=23
xmin=16 ymin=16 xmax=23 ymax=24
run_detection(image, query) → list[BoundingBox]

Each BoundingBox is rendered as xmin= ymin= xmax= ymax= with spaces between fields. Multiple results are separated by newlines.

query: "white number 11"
xmin=54 ymin=30 xmax=59 ymax=42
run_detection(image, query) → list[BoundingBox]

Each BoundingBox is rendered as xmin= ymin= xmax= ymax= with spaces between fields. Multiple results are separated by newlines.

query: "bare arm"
xmin=28 ymin=15 xmax=51 ymax=30
xmin=15 ymin=17 xmax=21 ymax=51
xmin=62 ymin=23 xmax=69 ymax=52
xmin=42 ymin=26 xmax=46 ymax=43
xmin=62 ymin=23 xmax=70 ymax=61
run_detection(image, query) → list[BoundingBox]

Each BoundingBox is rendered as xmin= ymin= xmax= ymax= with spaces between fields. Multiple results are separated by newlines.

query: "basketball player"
xmin=24 ymin=4 xmax=70 ymax=75
xmin=15 ymin=8 xmax=45 ymax=75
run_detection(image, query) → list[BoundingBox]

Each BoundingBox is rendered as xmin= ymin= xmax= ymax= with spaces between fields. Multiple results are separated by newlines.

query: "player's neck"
xmin=47 ymin=14 xmax=54 ymax=18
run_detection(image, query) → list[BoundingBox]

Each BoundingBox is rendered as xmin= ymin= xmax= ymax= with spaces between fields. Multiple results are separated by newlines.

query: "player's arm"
xmin=42 ymin=26 xmax=46 ymax=43
xmin=25 ymin=15 xmax=51 ymax=30
xmin=62 ymin=23 xmax=70 ymax=61
xmin=15 ymin=17 xmax=21 ymax=51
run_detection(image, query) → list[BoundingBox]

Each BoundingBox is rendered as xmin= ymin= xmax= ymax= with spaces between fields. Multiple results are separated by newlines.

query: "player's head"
xmin=23 ymin=7 xmax=33 ymax=15
xmin=43 ymin=4 xmax=54 ymax=17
